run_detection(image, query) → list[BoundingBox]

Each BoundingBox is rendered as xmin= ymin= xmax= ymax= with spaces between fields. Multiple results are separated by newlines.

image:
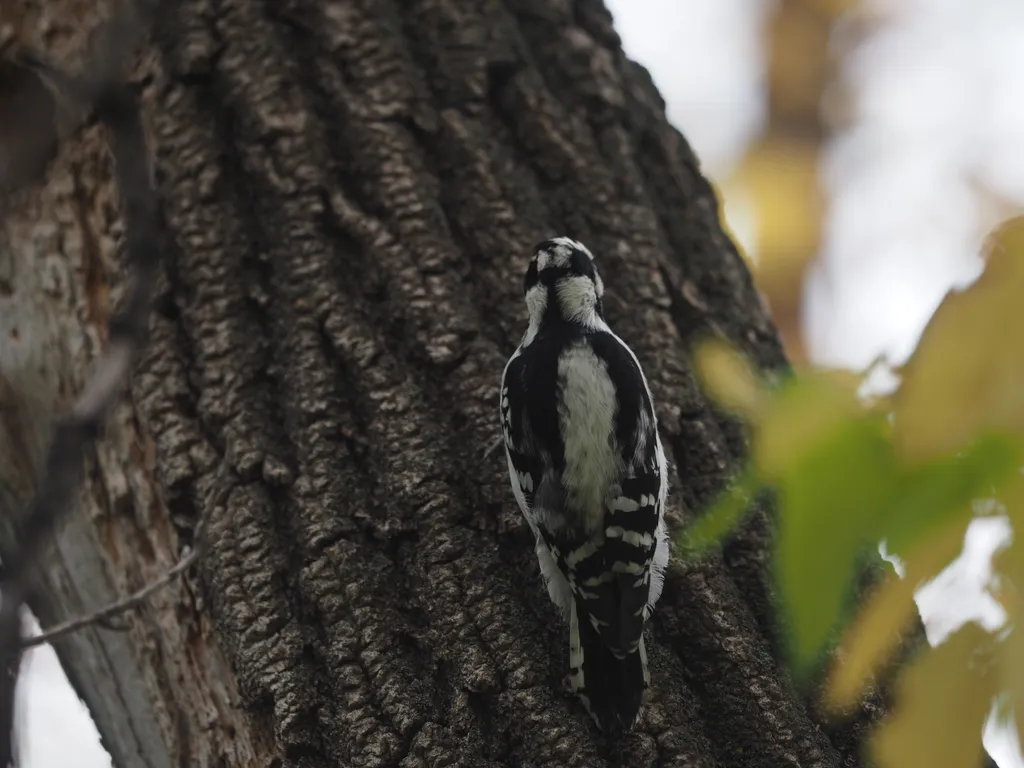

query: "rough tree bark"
xmin=0 ymin=1 xmax=886 ymax=766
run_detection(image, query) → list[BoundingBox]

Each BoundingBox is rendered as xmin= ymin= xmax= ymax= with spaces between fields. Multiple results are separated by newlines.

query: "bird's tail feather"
xmin=569 ymin=598 xmax=647 ymax=734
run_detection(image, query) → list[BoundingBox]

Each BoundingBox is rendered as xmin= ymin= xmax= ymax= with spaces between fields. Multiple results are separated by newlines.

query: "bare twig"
xmin=0 ymin=10 xmax=165 ymax=765
xmin=478 ymin=435 xmax=504 ymax=468
xmin=1 ymin=0 xmax=159 ymax=197
xmin=20 ymin=545 xmax=201 ymax=651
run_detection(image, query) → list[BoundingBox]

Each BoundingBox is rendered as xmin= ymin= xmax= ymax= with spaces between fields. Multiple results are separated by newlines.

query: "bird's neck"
xmin=524 ymin=302 xmax=604 ymax=346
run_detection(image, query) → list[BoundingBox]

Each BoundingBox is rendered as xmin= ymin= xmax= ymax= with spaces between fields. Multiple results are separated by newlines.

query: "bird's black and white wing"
xmin=549 ymin=331 xmax=668 ymax=654
xmin=500 ymin=347 xmax=578 ymax=619
xmin=513 ymin=331 xmax=668 ymax=732
xmin=500 ymin=236 xmax=672 ymax=734
xmin=500 ymin=349 xmax=539 ymax=519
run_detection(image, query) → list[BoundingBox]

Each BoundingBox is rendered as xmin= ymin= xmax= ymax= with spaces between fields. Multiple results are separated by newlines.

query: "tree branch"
xmin=20 ymin=545 xmax=201 ymax=652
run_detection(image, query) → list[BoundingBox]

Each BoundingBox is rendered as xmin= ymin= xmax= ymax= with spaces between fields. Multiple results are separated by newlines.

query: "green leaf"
xmin=883 ymin=432 xmax=1022 ymax=556
xmin=678 ymin=470 xmax=759 ymax=558
xmin=826 ymin=513 xmax=973 ymax=711
xmin=775 ymin=414 xmax=897 ymax=673
xmin=754 ymin=370 xmax=865 ymax=482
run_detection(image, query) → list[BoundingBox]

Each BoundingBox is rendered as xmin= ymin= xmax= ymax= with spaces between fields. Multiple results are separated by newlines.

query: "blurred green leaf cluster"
xmin=684 ymin=216 xmax=1024 ymax=768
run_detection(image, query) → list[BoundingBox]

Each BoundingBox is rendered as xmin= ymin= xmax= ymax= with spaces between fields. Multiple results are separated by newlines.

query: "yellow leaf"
xmin=1002 ymin=601 xmax=1024 ymax=749
xmin=990 ymin=477 xmax=1024 ymax=622
xmin=989 ymin=520 xmax=1024 ymax=743
xmin=872 ymin=623 xmax=996 ymax=768
xmin=892 ymin=216 xmax=1024 ymax=462
xmin=731 ymin=139 xmax=823 ymax=270
xmin=825 ymin=513 xmax=971 ymax=712
xmin=693 ymin=339 xmax=763 ymax=418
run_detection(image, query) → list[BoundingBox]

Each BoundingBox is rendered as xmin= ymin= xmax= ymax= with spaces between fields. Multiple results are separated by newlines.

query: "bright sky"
xmin=18 ymin=1 xmax=1024 ymax=766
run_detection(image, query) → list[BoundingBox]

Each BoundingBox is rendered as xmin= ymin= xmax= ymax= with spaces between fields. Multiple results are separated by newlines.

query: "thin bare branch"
xmin=20 ymin=545 xmax=201 ymax=652
xmin=478 ymin=435 xmax=504 ymax=468
xmin=0 ymin=8 xmax=166 ymax=764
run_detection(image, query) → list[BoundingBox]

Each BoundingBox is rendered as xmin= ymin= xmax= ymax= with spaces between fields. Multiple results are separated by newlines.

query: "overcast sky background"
xmin=18 ymin=1 xmax=1024 ymax=765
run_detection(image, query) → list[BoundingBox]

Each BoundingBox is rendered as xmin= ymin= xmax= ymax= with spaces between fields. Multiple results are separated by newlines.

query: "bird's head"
xmin=523 ymin=237 xmax=605 ymax=329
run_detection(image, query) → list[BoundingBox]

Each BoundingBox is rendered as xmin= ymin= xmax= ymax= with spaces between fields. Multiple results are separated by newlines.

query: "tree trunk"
xmin=0 ymin=1 xmax=881 ymax=766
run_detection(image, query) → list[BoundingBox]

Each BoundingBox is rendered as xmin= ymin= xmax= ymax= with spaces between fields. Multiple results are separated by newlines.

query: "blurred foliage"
xmin=726 ymin=0 xmax=849 ymax=365
xmin=683 ymin=216 xmax=1024 ymax=768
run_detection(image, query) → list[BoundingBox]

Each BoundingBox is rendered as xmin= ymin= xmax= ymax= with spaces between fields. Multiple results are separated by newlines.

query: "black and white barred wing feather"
xmin=572 ymin=427 xmax=667 ymax=650
xmin=500 ymin=336 xmax=669 ymax=732
xmin=500 ymin=351 xmax=577 ymax=618
xmin=556 ymin=367 xmax=668 ymax=732
xmin=567 ymin=331 xmax=669 ymax=645
xmin=500 ymin=350 xmax=539 ymax=520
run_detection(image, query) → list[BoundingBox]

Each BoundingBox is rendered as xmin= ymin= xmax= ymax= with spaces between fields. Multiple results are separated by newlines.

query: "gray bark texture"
xmin=0 ymin=0 xmax=885 ymax=766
